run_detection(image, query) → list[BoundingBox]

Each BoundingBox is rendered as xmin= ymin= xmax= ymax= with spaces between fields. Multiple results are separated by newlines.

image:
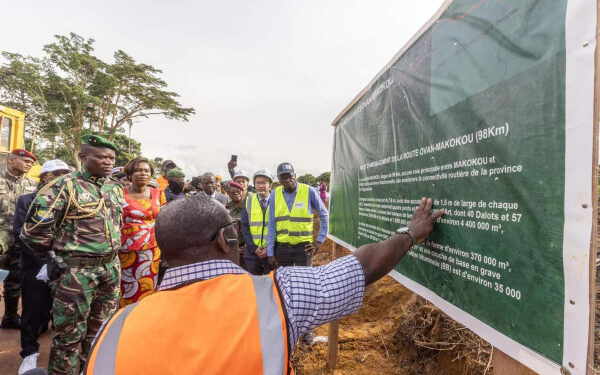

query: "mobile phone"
xmin=231 ymin=155 xmax=238 ymax=162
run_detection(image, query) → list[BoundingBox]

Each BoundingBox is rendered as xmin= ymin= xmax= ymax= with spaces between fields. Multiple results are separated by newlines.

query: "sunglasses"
xmin=210 ymin=220 xmax=240 ymax=245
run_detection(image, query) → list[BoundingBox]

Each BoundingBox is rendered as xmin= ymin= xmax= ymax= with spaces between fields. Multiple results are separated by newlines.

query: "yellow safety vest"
xmin=246 ymin=194 xmax=270 ymax=247
xmin=274 ymin=184 xmax=313 ymax=245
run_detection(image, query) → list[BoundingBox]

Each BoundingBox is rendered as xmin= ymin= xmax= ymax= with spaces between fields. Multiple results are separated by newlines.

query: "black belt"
xmin=61 ymin=253 xmax=117 ymax=268
xmin=276 ymin=242 xmax=311 ymax=248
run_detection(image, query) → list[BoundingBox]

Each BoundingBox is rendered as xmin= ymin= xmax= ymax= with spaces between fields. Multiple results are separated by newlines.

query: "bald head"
xmin=201 ymin=172 xmax=217 ymax=195
xmin=155 ymin=195 xmax=236 ymax=266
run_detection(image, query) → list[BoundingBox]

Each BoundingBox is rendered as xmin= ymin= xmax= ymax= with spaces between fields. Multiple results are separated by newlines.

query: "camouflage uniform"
xmin=226 ymin=199 xmax=246 ymax=269
xmin=0 ymin=169 xmax=36 ymax=323
xmin=21 ymin=170 xmax=124 ymax=375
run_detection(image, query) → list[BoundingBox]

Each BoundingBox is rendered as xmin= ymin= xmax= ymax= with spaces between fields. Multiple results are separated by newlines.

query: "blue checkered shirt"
xmin=159 ymin=255 xmax=365 ymax=348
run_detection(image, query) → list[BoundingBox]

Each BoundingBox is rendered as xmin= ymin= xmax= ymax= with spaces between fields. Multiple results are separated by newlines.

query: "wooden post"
xmin=327 ymin=242 xmax=344 ymax=370
xmin=327 ymin=319 xmax=340 ymax=370
xmin=492 ymin=349 xmax=538 ymax=375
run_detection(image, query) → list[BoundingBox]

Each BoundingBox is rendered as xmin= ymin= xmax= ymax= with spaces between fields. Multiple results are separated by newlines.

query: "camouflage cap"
xmin=81 ymin=134 xmax=118 ymax=151
xmin=166 ymin=168 xmax=185 ymax=178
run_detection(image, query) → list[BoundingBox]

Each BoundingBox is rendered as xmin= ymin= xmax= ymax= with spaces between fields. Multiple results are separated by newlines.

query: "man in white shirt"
xmin=200 ymin=172 xmax=230 ymax=205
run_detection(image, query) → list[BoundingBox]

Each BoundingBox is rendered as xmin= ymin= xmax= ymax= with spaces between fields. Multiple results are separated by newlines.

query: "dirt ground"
xmin=0 ymin=293 xmax=53 ymax=374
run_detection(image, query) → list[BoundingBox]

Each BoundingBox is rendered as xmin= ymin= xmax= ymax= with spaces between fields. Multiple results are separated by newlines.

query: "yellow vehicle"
xmin=0 ymin=105 xmax=40 ymax=179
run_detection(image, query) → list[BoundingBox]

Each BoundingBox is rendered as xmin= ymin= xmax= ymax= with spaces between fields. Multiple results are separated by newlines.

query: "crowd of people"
xmin=0 ymin=134 xmax=443 ymax=375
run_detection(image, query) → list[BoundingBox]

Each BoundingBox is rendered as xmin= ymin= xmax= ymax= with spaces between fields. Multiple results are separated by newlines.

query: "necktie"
xmin=260 ymin=198 xmax=267 ymax=212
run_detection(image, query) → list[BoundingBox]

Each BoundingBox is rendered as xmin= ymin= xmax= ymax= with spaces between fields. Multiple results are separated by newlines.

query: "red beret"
xmin=228 ymin=181 xmax=244 ymax=190
xmin=11 ymin=149 xmax=36 ymax=162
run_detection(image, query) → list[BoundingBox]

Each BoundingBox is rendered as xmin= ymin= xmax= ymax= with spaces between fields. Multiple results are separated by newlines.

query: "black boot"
xmin=1 ymin=297 xmax=21 ymax=329
xmin=1 ymin=314 xmax=21 ymax=329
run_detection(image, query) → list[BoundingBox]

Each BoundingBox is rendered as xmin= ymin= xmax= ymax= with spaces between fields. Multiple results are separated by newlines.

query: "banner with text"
xmin=329 ymin=0 xmax=596 ymax=373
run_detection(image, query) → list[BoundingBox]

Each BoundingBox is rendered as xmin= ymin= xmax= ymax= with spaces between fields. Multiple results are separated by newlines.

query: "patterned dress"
xmin=119 ymin=187 xmax=166 ymax=307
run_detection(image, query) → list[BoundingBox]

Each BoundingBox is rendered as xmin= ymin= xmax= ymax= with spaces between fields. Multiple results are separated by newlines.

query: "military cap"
xmin=228 ymin=181 xmax=244 ymax=190
xmin=11 ymin=149 xmax=37 ymax=162
xmin=81 ymin=134 xmax=118 ymax=151
xmin=166 ymin=168 xmax=185 ymax=178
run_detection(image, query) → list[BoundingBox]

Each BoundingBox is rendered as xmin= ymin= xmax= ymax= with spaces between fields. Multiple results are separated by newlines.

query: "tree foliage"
xmin=148 ymin=157 xmax=165 ymax=178
xmin=297 ymin=173 xmax=316 ymax=185
xmin=110 ymin=133 xmax=142 ymax=167
xmin=317 ymin=171 xmax=331 ymax=185
xmin=0 ymin=32 xmax=195 ymax=167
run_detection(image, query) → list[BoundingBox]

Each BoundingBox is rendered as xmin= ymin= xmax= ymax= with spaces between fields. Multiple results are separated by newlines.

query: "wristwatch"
xmin=396 ymin=226 xmax=417 ymax=247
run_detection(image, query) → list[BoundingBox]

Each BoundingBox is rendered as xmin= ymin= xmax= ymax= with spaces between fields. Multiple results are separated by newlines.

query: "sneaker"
xmin=18 ymin=352 xmax=39 ymax=375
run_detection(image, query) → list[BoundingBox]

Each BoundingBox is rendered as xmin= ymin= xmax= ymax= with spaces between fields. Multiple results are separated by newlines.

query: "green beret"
xmin=81 ymin=134 xmax=118 ymax=151
xmin=167 ymin=168 xmax=185 ymax=178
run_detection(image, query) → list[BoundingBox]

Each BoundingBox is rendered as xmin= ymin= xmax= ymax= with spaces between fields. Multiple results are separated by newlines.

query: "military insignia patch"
xmin=28 ymin=205 xmax=55 ymax=224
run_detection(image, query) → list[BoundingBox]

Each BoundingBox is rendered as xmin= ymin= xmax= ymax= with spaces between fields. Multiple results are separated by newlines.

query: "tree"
xmin=317 ymin=171 xmax=331 ymax=186
xmin=148 ymin=157 xmax=164 ymax=178
xmin=0 ymin=32 xmax=195 ymax=167
xmin=297 ymin=173 xmax=316 ymax=186
xmin=109 ymin=133 xmax=142 ymax=167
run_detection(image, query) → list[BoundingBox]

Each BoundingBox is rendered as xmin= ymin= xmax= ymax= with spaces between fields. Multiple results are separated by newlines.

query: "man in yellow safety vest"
xmin=241 ymin=169 xmax=274 ymax=275
xmin=266 ymin=162 xmax=328 ymax=271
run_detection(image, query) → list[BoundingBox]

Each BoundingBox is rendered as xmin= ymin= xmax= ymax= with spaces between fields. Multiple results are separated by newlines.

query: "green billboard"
xmin=329 ymin=1 xmax=596 ymax=373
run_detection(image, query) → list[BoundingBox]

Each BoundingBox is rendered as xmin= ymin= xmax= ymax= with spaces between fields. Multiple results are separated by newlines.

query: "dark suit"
xmin=13 ymin=191 xmax=51 ymax=358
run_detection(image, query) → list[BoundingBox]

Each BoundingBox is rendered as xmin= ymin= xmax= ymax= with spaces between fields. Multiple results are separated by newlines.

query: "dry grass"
xmin=394 ymin=296 xmax=493 ymax=375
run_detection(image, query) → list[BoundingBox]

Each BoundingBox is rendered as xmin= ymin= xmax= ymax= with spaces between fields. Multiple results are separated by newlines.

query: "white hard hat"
xmin=41 ymin=159 xmax=70 ymax=174
xmin=233 ymin=169 xmax=250 ymax=181
xmin=253 ymin=168 xmax=273 ymax=183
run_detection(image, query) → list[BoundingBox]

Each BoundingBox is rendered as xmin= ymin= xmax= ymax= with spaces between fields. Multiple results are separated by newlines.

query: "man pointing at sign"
xmin=85 ymin=196 xmax=444 ymax=374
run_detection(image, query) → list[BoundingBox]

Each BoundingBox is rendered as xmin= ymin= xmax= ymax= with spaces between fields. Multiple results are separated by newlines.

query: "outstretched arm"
xmin=353 ymin=197 xmax=444 ymax=285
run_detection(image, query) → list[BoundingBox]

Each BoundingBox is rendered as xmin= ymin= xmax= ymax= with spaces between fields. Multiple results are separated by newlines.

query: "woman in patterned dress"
xmin=119 ymin=157 xmax=166 ymax=307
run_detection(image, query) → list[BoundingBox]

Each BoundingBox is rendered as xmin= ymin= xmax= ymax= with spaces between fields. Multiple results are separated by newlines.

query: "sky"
xmin=2 ymin=1 xmax=443 ymax=178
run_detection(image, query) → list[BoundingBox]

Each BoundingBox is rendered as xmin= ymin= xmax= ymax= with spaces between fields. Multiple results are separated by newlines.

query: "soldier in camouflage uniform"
xmin=0 ymin=149 xmax=37 ymax=329
xmin=21 ymin=135 xmax=124 ymax=375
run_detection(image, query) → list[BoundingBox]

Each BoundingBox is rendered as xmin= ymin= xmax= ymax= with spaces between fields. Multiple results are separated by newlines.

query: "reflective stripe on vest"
xmin=246 ymin=194 xmax=269 ymax=247
xmin=274 ymin=184 xmax=313 ymax=245
xmin=85 ymin=273 xmax=291 ymax=375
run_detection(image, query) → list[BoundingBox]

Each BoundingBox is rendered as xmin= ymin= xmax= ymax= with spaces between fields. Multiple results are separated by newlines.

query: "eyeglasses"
xmin=210 ymin=220 xmax=240 ymax=244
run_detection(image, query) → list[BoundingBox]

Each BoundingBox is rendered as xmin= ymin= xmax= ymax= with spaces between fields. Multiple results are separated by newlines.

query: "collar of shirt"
xmin=227 ymin=200 xmax=243 ymax=209
xmin=4 ymin=169 xmax=22 ymax=183
xmin=79 ymin=170 xmax=106 ymax=185
xmin=282 ymin=183 xmax=298 ymax=196
xmin=159 ymin=259 xmax=248 ymax=291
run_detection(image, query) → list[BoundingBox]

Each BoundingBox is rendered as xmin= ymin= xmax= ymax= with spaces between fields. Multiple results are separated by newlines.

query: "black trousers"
xmin=245 ymin=256 xmax=271 ymax=275
xmin=3 ymin=244 xmax=22 ymax=318
xmin=274 ymin=242 xmax=312 ymax=267
xmin=20 ymin=266 xmax=52 ymax=357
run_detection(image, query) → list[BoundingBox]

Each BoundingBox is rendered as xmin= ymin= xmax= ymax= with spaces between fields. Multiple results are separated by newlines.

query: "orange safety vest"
xmin=85 ymin=272 xmax=293 ymax=375
xmin=156 ymin=175 xmax=169 ymax=191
